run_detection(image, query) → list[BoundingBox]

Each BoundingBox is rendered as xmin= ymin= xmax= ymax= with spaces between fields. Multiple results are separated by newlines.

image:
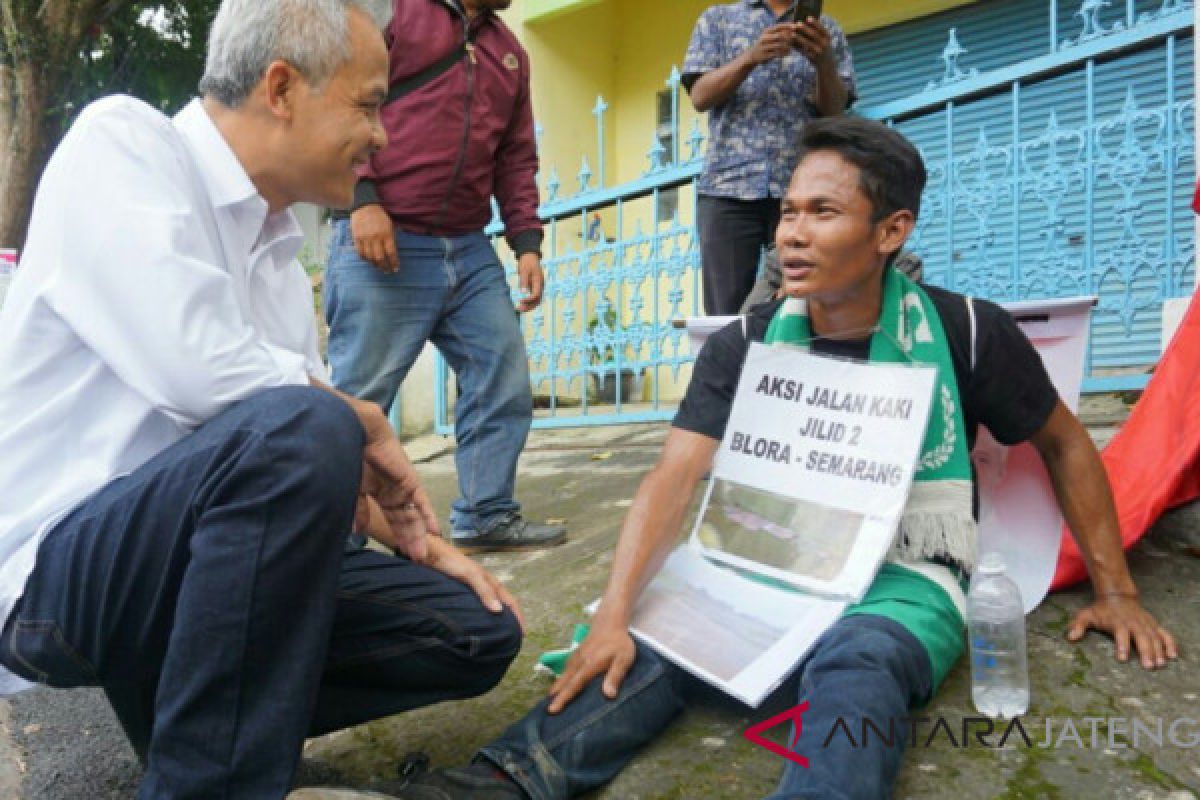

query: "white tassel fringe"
xmin=888 ymin=480 xmax=977 ymax=570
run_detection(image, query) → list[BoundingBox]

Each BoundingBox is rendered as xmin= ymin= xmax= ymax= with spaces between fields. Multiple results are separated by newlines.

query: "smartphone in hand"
xmin=787 ymin=0 xmax=823 ymax=24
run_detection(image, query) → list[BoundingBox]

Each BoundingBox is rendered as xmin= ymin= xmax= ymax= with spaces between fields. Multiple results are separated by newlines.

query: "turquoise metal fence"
xmin=434 ymin=0 xmax=1196 ymax=433
xmin=864 ymin=0 xmax=1195 ymax=392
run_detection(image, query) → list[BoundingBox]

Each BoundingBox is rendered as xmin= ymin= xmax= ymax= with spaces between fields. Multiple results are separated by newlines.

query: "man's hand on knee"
xmin=425 ymin=536 xmax=525 ymax=629
xmin=547 ymin=620 xmax=636 ymax=714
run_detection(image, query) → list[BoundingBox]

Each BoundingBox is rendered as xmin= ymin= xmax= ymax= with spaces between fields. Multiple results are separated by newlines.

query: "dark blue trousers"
xmin=479 ymin=614 xmax=932 ymax=800
xmin=0 ymin=387 xmax=522 ymax=799
xmin=697 ymin=194 xmax=782 ymax=315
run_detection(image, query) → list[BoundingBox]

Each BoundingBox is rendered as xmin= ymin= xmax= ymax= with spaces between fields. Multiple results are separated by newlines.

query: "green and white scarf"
xmin=764 ymin=266 xmax=978 ymax=570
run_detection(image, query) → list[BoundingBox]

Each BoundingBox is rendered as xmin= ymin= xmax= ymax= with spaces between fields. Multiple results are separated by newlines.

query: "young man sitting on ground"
xmin=307 ymin=116 xmax=1177 ymax=800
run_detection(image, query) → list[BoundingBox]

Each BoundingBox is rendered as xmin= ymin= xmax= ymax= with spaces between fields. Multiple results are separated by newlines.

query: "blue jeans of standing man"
xmin=0 ymin=387 xmax=522 ymax=799
xmin=324 ymin=221 xmax=533 ymax=534
xmin=477 ymin=614 xmax=933 ymax=800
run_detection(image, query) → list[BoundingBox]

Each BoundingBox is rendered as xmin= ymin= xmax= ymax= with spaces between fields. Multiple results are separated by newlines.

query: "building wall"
xmin=498 ymin=0 xmax=983 ymax=411
xmin=512 ymin=0 xmax=979 ymax=190
xmin=299 ymin=1 xmax=1195 ymax=434
xmin=511 ymin=2 xmax=618 ymax=195
xmin=506 ymin=0 xmax=985 ymax=294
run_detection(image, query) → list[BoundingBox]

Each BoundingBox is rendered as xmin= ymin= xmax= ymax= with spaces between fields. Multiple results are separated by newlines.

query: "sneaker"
xmin=452 ymin=513 xmax=566 ymax=553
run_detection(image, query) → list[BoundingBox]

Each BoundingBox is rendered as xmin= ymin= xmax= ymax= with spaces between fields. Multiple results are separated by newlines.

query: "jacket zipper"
xmin=436 ymin=1 xmax=477 ymax=231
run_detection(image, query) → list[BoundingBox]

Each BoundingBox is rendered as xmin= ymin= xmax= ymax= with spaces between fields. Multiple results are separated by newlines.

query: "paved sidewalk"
xmin=2 ymin=400 xmax=1198 ymax=799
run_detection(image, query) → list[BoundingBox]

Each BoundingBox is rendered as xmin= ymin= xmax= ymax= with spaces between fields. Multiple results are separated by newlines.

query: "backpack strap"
xmin=385 ymin=36 xmax=473 ymax=105
xmin=965 ymin=295 xmax=978 ymax=375
xmin=331 ymin=27 xmax=475 ymax=217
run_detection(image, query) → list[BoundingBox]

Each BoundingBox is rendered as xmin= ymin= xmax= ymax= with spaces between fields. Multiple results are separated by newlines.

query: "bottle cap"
xmin=977 ymin=551 xmax=1006 ymax=575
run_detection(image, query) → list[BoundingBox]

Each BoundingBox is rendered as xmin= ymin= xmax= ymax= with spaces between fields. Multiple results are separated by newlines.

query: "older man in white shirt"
xmin=0 ymin=0 xmax=523 ymax=796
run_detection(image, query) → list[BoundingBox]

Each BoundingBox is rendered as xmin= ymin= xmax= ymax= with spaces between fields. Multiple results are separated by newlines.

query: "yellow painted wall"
xmin=506 ymin=0 xmax=618 ymax=255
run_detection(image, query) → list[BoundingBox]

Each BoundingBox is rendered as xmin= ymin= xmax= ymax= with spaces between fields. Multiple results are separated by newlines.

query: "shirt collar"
xmin=173 ymin=99 xmax=303 ymax=268
xmin=174 ymin=99 xmax=260 ymax=210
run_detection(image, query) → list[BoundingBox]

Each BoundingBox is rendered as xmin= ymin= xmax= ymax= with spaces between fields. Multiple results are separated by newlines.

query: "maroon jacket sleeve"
xmin=494 ymin=50 xmax=543 ymax=256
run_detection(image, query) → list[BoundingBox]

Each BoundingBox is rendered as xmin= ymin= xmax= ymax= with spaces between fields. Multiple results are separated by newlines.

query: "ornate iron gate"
xmin=434 ymin=0 xmax=1195 ymax=433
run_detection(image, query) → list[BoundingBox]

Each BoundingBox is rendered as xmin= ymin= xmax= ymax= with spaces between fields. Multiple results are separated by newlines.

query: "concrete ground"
xmin=1 ymin=396 xmax=1198 ymax=799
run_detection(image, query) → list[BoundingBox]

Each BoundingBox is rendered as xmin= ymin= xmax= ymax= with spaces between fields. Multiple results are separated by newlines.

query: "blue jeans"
xmin=478 ymin=615 xmax=932 ymax=800
xmin=0 ymin=387 xmax=523 ymax=799
xmin=324 ymin=221 xmax=533 ymax=533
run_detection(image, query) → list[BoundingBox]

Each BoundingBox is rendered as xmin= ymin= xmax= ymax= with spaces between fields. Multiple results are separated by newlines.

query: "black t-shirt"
xmin=674 ymin=286 xmax=1060 ymax=453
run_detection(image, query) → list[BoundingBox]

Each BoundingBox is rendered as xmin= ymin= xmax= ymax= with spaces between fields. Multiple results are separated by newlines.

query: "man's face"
xmin=775 ymin=151 xmax=901 ymax=309
xmin=286 ymin=8 xmax=388 ymax=208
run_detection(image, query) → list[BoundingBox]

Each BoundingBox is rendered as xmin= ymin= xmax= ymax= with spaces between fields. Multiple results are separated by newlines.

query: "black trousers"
xmin=0 ymin=387 xmax=523 ymax=799
xmin=697 ymin=194 xmax=782 ymax=315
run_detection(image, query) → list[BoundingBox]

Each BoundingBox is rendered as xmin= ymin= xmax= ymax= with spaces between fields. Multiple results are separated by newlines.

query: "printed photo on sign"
xmin=628 ymin=546 xmax=846 ymax=706
xmin=696 ymin=479 xmax=864 ymax=582
xmin=633 ymin=560 xmax=787 ymax=682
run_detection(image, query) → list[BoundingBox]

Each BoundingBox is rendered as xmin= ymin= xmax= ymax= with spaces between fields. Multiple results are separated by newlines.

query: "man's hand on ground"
xmin=351 ymin=203 xmax=400 ymax=273
xmin=516 ymin=252 xmax=544 ymax=312
xmin=1067 ymin=595 xmax=1178 ymax=670
xmin=547 ymin=620 xmax=636 ymax=714
xmin=425 ymin=536 xmax=525 ymax=630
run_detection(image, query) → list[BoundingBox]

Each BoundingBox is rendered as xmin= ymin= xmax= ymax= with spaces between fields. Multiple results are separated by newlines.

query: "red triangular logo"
xmin=743 ymin=701 xmax=810 ymax=768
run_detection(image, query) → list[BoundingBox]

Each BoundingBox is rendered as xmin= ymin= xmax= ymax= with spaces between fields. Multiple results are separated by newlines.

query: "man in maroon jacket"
xmin=325 ymin=0 xmax=566 ymax=552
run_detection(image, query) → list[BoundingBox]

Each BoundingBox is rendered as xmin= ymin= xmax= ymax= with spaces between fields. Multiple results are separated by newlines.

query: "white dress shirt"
xmin=0 ymin=96 xmax=328 ymax=693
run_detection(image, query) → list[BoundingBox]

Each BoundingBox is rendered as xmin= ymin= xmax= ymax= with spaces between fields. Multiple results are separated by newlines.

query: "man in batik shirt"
xmin=684 ymin=0 xmax=856 ymax=314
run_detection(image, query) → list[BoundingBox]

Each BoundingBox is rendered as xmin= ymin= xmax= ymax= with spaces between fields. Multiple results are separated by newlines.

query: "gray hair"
xmin=199 ymin=0 xmax=392 ymax=108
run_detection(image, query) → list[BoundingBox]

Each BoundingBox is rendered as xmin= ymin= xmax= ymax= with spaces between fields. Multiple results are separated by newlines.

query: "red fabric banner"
xmin=1052 ymin=289 xmax=1200 ymax=589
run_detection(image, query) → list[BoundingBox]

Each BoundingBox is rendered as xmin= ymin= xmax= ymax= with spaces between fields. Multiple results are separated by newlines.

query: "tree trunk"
xmin=0 ymin=62 xmax=50 ymax=250
xmin=0 ymin=0 xmax=120 ymax=249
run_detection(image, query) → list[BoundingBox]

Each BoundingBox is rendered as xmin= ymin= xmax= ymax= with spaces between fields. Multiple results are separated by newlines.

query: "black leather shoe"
xmin=288 ymin=766 xmax=524 ymax=800
xmin=397 ymin=765 xmax=526 ymax=799
xmin=452 ymin=513 xmax=567 ymax=553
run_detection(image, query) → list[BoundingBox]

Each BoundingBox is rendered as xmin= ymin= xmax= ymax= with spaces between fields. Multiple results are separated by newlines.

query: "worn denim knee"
xmin=478 ymin=640 xmax=688 ymax=800
xmin=765 ymin=615 xmax=932 ymax=800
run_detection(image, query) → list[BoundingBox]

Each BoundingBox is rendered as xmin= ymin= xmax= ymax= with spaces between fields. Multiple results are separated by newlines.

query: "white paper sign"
xmin=628 ymin=545 xmax=846 ymax=707
xmin=685 ymin=297 xmax=1095 ymax=615
xmin=697 ymin=342 xmax=937 ymax=599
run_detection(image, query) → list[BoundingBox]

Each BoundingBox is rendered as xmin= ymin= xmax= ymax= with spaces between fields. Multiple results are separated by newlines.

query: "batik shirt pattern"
xmin=684 ymin=0 xmax=857 ymax=200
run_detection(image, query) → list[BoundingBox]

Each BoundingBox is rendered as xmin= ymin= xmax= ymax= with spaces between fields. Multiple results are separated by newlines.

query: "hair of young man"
xmin=796 ymin=116 xmax=927 ymax=225
xmin=199 ymin=0 xmax=392 ymax=109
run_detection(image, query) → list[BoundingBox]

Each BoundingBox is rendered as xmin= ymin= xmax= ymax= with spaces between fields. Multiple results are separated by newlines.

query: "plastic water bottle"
xmin=967 ymin=551 xmax=1029 ymax=718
